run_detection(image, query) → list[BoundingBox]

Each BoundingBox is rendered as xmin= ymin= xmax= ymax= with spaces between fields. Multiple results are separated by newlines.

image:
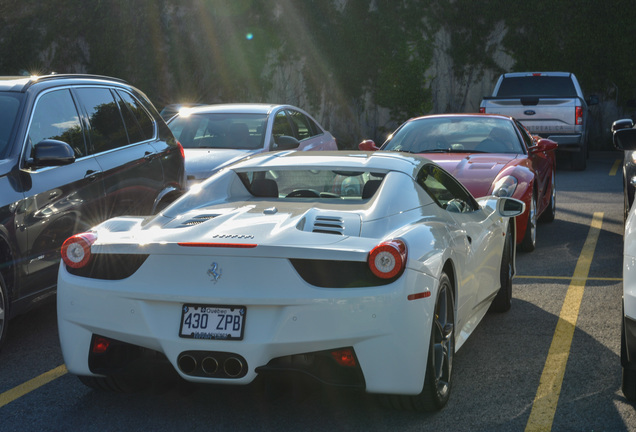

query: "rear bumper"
xmin=57 ymin=258 xmax=438 ymax=395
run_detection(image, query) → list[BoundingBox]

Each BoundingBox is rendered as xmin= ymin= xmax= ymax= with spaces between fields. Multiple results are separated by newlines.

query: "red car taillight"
xmin=61 ymin=232 xmax=97 ymax=269
xmin=368 ymin=239 xmax=407 ymax=279
xmin=575 ymin=106 xmax=583 ymax=125
xmin=479 ymin=107 xmax=486 ymax=113
xmin=177 ymin=141 xmax=185 ymax=159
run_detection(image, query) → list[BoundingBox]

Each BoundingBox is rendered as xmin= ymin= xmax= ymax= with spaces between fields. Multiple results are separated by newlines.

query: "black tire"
xmin=0 ymin=273 xmax=8 ymax=352
xmin=490 ymin=223 xmax=513 ymax=313
xmin=622 ymin=317 xmax=636 ymax=401
xmin=538 ymin=171 xmax=556 ymax=223
xmin=379 ymin=273 xmax=454 ymax=411
xmin=519 ymin=191 xmax=537 ymax=252
xmin=572 ymin=144 xmax=587 ymax=171
xmin=78 ymin=373 xmax=149 ymax=393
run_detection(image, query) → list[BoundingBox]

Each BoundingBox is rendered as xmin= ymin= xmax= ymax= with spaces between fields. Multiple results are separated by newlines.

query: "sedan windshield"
xmin=168 ymin=112 xmax=267 ymax=150
xmin=383 ymin=116 xmax=523 ymax=154
xmin=0 ymin=92 xmax=23 ymax=157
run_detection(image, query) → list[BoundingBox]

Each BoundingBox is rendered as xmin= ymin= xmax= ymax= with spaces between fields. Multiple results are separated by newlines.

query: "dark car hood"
xmin=423 ymin=153 xmax=521 ymax=198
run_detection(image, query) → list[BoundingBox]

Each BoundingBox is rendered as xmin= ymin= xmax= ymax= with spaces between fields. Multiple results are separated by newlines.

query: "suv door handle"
xmin=85 ymin=169 xmax=100 ymax=181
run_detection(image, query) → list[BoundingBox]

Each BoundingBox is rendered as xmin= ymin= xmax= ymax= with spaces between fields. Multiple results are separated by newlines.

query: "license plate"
xmin=179 ymin=304 xmax=246 ymax=340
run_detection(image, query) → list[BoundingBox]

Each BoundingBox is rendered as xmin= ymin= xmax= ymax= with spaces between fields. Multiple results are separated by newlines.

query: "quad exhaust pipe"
xmin=177 ymin=351 xmax=247 ymax=379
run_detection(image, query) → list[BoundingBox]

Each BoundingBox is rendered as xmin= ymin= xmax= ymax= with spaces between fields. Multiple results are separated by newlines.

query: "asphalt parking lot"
xmin=0 ymin=151 xmax=632 ymax=432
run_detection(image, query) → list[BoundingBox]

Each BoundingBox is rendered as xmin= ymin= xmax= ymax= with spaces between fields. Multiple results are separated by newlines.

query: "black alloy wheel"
xmin=421 ymin=273 xmax=455 ymax=410
xmin=378 ymin=272 xmax=455 ymax=412
xmin=490 ymin=222 xmax=514 ymax=313
xmin=520 ymin=191 xmax=537 ymax=252
xmin=539 ymin=171 xmax=556 ymax=223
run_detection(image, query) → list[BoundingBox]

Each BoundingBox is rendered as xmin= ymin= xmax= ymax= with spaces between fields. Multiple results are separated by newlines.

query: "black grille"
xmin=290 ymin=259 xmax=398 ymax=288
xmin=67 ymin=254 xmax=149 ymax=280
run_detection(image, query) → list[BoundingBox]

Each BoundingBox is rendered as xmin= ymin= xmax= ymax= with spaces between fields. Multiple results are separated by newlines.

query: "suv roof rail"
xmin=21 ymin=73 xmax=129 ymax=91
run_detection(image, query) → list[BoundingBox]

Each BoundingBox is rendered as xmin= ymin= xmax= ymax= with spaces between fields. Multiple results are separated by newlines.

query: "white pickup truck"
xmin=480 ymin=72 xmax=598 ymax=170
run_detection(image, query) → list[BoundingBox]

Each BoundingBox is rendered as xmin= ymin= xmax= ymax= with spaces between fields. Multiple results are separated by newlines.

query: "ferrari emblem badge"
xmin=207 ymin=262 xmax=222 ymax=283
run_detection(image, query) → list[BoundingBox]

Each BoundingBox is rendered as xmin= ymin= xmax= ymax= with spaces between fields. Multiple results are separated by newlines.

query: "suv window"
xmin=116 ymin=90 xmax=154 ymax=142
xmin=0 ymin=93 xmax=23 ymax=157
xmin=76 ymin=87 xmax=129 ymax=153
xmin=27 ymin=89 xmax=87 ymax=158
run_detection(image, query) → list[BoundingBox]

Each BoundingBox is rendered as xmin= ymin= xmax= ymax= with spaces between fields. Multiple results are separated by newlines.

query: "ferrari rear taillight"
xmin=575 ymin=106 xmax=584 ymax=125
xmin=61 ymin=232 xmax=97 ymax=269
xmin=368 ymin=239 xmax=407 ymax=279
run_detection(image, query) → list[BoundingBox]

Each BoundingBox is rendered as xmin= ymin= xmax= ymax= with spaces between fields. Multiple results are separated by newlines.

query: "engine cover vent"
xmin=301 ymin=210 xmax=361 ymax=236
xmin=312 ymin=216 xmax=344 ymax=235
xmin=182 ymin=214 xmax=220 ymax=226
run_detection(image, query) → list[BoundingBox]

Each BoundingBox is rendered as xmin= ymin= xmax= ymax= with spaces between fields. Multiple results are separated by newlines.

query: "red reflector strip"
xmin=331 ymin=349 xmax=357 ymax=367
xmin=407 ymin=292 xmax=431 ymax=301
xmin=178 ymin=242 xmax=257 ymax=248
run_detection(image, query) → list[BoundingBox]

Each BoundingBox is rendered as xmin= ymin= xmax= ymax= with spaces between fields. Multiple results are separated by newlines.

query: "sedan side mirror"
xmin=274 ymin=135 xmax=300 ymax=150
xmin=358 ymin=139 xmax=380 ymax=151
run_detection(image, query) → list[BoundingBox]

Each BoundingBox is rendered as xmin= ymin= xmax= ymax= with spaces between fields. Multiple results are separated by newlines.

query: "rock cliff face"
xmin=0 ymin=1 xmax=616 ymax=149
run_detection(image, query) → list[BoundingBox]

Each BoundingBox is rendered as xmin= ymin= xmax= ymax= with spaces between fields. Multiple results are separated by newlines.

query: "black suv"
xmin=0 ymin=74 xmax=185 ymax=349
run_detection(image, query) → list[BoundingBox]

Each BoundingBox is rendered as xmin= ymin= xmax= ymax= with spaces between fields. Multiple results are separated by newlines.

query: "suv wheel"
xmin=0 ymin=273 xmax=8 ymax=352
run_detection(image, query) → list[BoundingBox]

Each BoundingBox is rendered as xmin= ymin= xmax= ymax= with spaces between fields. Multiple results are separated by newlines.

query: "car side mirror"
xmin=612 ymin=119 xmax=634 ymax=133
xmin=274 ymin=135 xmax=300 ymax=150
xmin=587 ymin=95 xmax=599 ymax=106
xmin=28 ymin=139 xmax=75 ymax=167
xmin=614 ymin=127 xmax=636 ymax=151
xmin=358 ymin=139 xmax=380 ymax=151
xmin=497 ymin=197 xmax=525 ymax=218
xmin=529 ymin=138 xmax=558 ymax=154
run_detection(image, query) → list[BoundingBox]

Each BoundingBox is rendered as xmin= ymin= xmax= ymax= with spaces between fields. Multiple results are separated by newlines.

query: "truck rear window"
xmin=497 ymin=76 xmax=577 ymax=98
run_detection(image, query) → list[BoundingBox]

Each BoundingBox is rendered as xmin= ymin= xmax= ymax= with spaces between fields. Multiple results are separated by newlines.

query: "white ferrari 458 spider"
xmin=57 ymin=150 xmax=524 ymax=411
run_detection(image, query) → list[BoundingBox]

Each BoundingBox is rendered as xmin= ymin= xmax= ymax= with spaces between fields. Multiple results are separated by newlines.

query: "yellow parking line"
xmin=0 ymin=364 xmax=67 ymax=409
xmin=516 ymin=275 xmax=621 ymax=282
xmin=610 ymin=159 xmax=621 ymax=176
xmin=525 ymin=212 xmax=603 ymax=432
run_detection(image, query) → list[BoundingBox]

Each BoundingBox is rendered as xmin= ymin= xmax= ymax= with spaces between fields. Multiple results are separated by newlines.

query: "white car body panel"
xmin=57 ymin=151 xmax=521 ymax=396
xmin=625 ymin=208 xmax=636 ymax=321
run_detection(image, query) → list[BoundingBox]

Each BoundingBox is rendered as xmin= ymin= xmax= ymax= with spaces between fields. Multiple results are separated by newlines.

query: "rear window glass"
xmin=497 ymin=76 xmax=577 ymax=98
xmin=237 ymin=169 xmax=385 ymax=200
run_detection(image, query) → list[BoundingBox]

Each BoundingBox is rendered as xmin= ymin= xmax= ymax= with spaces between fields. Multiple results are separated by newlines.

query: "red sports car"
xmin=359 ymin=113 xmax=557 ymax=252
